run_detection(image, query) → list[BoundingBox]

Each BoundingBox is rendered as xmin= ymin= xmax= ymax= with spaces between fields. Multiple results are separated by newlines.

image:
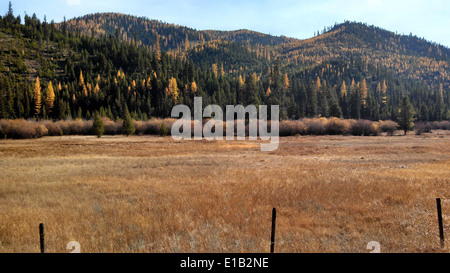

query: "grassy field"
xmin=0 ymin=131 xmax=449 ymax=253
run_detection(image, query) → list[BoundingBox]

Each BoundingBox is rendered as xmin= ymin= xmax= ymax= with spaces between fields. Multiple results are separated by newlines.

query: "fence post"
xmin=436 ymin=198 xmax=445 ymax=249
xmin=39 ymin=223 xmax=45 ymax=253
xmin=270 ymin=207 xmax=276 ymax=253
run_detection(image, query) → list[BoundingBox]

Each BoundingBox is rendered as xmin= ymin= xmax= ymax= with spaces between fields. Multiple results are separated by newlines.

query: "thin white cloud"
xmin=67 ymin=0 xmax=81 ymax=6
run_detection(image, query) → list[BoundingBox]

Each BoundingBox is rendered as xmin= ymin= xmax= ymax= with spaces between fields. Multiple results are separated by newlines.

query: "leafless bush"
xmin=303 ymin=118 xmax=327 ymax=135
xmin=379 ymin=120 xmax=398 ymax=136
xmin=0 ymin=119 xmax=49 ymax=139
xmin=35 ymin=125 xmax=49 ymax=137
xmin=350 ymin=119 xmax=379 ymax=136
xmin=325 ymin=118 xmax=351 ymax=135
xmin=102 ymin=118 xmax=122 ymax=135
xmin=415 ymin=122 xmax=432 ymax=135
xmin=0 ymin=119 xmax=6 ymax=138
xmin=441 ymin=121 xmax=450 ymax=130
xmin=280 ymin=120 xmax=305 ymax=136
xmin=55 ymin=119 xmax=92 ymax=135
xmin=139 ymin=118 xmax=163 ymax=135
xmin=40 ymin=121 xmax=62 ymax=136
xmin=430 ymin=121 xmax=450 ymax=130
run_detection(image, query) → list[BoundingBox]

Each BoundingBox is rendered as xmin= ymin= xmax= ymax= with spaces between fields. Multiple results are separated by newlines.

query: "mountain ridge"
xmin=60 ymin=13 xmax=450 ymax=88
xmin=1 ymin=9 xmax=448 ymax=122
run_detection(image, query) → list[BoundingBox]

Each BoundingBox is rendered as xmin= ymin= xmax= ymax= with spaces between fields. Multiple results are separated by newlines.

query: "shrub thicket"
xmin=0 ymin=118 xmax=448 ymax=139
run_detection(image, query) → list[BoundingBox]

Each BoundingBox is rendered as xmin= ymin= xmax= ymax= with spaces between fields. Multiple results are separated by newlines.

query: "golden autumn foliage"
xmin=212 ymin=63 xmax=218 ymax=77
xmin=191 ymin=81 xmax=198 ymax=94
xmin=79 ymin=70 xmax=84 ymax=87
xmin=165 ymin=77 xmax=179 ymax=103
xmin=340 ymin=81 xmax=347 ymax=97
xmin=34 ymin=77 xmax=41 ymax=116
xmin=154 ymin=35 xmax=161 ymax=60
xmin=316 ymin=76 xmax=322 ymax=92
xmin=284 ymin=73 xmax=290 ymax=89
xmin=45 ymin=81 xmax=55 ymax=113
xmin=360 ymin=79 xmax=368 ymax=106
xmin=83 ymin=85 xmax=88 ymax=97
xmin=94 ymin=83 xmax=101 ymax=94
xmin=238 ymin=75 xmax=244 ymax=90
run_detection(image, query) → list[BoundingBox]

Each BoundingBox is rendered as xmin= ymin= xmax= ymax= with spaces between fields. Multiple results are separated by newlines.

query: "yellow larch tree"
xmin=191 ymin=81 xmax=198 ymax=94
xmin=167 ymin=77 xmax=179 ymax=103
xmin=284 ymin=73 xmax=290 ymax=89
xmin=316 ymin=76 xmax=322 ymax=93
xmin=238 ymin=75 xmax=244 ymax=91
xmin=94 ymin=83 xmax=100 ymax=94
xmin=184 ymin=34 xmax=189 ymax=52
xmin=83 ymin=84 xmax=88 ymax=97
xmin=340 ymin=81 xmax=347 ymax=97
xmin=79 ymin=70 xmax=84 ymax=87
xmin=34 ymin=77 xmax=42 ymax=116
xmin=360 ymin=79 xmax=368 ymax=106
xmin=220 ymin=64 xmax=225 ymax=77
xmin=212 ymin=63 xmax=218 ymax=77
xmin=154 ymin=35 xmax=161 ymax=61
xmin=45 ymin=81 xmax=55 ymax=113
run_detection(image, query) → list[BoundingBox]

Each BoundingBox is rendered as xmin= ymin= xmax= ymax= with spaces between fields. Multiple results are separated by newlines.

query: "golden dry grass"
xmin=0 ymin=131 xmax=449 ymax=253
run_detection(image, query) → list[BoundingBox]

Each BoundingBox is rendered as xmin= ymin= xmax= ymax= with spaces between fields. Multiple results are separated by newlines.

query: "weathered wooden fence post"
xmin=39 ymin=223 xmax=45 ymax=253
xmin=270 ymin=207 xmax=276 ymax=253
xmin=436 ymin=198 xmax=445 ymax=249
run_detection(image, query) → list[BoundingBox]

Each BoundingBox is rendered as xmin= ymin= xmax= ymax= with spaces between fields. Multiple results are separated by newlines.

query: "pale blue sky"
xmin=6 ymin=0 xmax=450 ymax=47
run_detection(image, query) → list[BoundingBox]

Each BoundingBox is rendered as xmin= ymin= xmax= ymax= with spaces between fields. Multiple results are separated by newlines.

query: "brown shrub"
xmin=441 ymin=121 xmax=450 ymax=130
xmin=379 ymin=120 xmax=398 ymax=136
xmin=102 ymin=118 xmax=122 ymax=135
xmin=137 ymin=118 xmax=177 ymax=136
xmin=40 ymin=121 xmax=62 ymax=136
xmin=279 ymin=120 xmax=307 ymax=136
xmin=0 ymin=119 xmax=49 ymax=139
xmin=350 ymin=119 xmax=379 ymax=136
xmin=139 ymin=118 xmax=163 ymax=135
xmin=415 ymin=122 xmax=432 ymax=135
xmin=303 ymin=118 xmax=327 ymax=135
xmin=133 ymin=120 xmax=144 ymax=135
xmin=325 ymin=118 xmax=351 ymax=135
xmin=430 ymin=121 xmax=450 ymax=130
xmin=55 ymin=119 xmax=92 ymax=135
xmin=0 ymin=119 xmax=6 ymax=138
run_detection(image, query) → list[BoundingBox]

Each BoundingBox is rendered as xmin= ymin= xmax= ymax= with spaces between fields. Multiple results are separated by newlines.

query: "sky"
xmin=6 ymin=0 xmax=450 ymax=47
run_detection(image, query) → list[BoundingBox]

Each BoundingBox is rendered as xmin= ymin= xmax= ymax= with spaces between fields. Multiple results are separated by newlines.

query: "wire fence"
xmin=35 ymin=199 xmax=447 ymax=253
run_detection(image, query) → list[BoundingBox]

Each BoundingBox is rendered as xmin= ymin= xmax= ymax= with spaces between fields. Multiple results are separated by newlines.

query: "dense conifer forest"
xmin=0 ymin=3 xmax=449 ymax=122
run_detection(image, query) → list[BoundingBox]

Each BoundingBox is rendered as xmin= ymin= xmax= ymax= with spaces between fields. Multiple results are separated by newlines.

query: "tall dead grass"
xmin=0 ymin=135 xmax=449 ymax=253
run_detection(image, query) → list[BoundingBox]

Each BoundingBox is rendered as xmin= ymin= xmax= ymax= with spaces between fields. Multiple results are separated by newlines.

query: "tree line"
xmin=0 ymin=3 xmax=448 ymax=123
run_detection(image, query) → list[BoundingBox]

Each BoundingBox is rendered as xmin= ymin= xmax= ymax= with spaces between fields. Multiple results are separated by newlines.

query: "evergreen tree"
xmin=398 ymin=95 xmax=415 ymax=135
xmin=306 ymin=80 xmax=317 ymax=117
xmin=243 ymin=73 xmax=259 ymax=106
xmin=122 ymin=106 xmax=135 ymax=136
xmin=159 ymin=122 xmax=168 ymax=136
xmin=92 ymin=113 xmax=104 ymax=138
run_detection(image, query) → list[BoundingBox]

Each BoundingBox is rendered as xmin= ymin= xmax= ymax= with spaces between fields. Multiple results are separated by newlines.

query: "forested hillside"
xmin=278 ymin=22 xmax=450 ymax=87
xmin=0 ymin=5 xmax=449 ymax=122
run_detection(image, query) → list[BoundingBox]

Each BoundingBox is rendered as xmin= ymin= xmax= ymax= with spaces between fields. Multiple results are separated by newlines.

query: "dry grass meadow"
xmin=0 ymin=131 xmax=449 ymax=253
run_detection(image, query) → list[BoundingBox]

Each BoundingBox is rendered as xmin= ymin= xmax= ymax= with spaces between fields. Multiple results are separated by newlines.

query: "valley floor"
xmin=0 ymin=132 xmax=449 ymax=253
